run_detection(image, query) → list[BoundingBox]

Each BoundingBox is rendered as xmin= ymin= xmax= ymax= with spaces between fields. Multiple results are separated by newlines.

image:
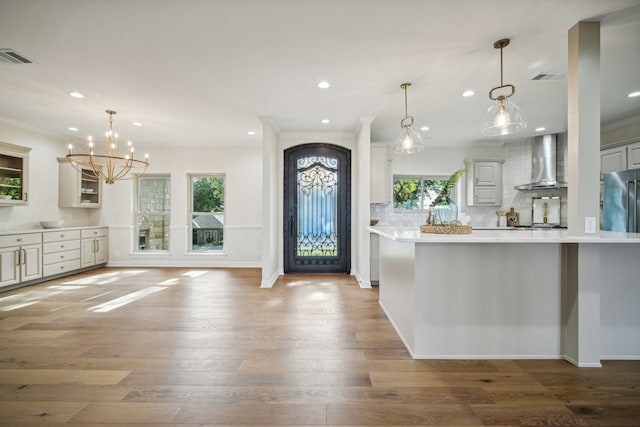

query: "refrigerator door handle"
xmin=635 ymin=179 xmax=638 ymax=233
xmin=627 ymin=181 xmax=632 ymax=232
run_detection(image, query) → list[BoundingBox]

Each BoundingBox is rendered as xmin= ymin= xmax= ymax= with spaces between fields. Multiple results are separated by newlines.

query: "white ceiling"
xmin=0 ymin=0 xmax=639 ymax=151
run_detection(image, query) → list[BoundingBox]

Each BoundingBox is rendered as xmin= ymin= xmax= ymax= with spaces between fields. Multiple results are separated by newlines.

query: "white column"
xmin=356 ymin=117 xmax=374 ymax=287
xmin=260 ymin=117 xmax=280 ymax=288
xmin=567 ymin=21 xmax=601 ymax=235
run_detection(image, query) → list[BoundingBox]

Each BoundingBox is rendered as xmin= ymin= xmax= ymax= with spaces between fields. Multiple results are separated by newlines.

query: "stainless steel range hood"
xmin=515 ymin=134 xmax=568 ymax=190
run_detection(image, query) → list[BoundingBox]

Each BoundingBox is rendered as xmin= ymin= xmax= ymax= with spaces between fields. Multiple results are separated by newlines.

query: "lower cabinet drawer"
xmin=43 ymin=249 xmax=81 ymax=265
xmin=43 ymin=240 xmax=81 ymax=254
xmin=43 ymin=259 xmax=82 ymax=277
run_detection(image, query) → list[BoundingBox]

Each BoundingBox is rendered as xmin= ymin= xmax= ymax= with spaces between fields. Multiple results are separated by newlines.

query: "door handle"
xmin=627 ymin=181 xmax=633 ymax=232
xmin=15 ymin=249 xmax=20 ymax=266
xmin=635 ymin=179 xmax=638 ymax=233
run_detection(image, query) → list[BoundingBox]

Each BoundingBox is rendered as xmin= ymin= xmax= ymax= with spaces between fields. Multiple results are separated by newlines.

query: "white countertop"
xmin=0 ymin=225 xmax=106 ymax=236
xmin=369 ymin=225 xmax=640 ymax=244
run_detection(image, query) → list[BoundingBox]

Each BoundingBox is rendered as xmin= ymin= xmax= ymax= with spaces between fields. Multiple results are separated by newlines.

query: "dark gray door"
xmin=283 ymin=143 xmax=351 ymax=273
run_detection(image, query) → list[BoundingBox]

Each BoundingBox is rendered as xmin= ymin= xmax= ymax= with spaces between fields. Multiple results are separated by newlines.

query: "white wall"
xmin=0 ymin=121 xmax=93 ymax=231
xmin=105 ymin=144 xmax=263 ymax=268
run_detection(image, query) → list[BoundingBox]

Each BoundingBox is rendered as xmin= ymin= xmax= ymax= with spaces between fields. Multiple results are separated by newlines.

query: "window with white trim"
xmin=393 ymin=175 xmax=456 ymax=211
xmin=136 ymin=175 xmax=170 ymax=251
xmin=190 ymin=174 xmax=225 ymax=251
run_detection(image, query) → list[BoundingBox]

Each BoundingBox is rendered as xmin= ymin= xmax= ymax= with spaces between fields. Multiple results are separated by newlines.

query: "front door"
xmin=283 ymin=143 xmax=351 ymax=273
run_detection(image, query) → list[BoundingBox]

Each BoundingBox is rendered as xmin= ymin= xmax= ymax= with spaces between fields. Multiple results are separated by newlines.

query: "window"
xmin=136 ymin=175 xmax=170 ymax=251
xmin=190 ymin=174 xmax=225 ymax=251
xmin=393 ymin=175 xmax=456 ymax=211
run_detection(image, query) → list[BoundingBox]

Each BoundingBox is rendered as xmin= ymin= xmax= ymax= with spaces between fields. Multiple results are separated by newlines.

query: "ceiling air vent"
xmin=531 ymin=73 xmax=565 ymax=81
xmin=0 ymin=49 xmax=34 ymax=64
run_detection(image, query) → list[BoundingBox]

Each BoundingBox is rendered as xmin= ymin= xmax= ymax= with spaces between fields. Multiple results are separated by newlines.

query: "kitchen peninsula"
xmin=370 ymin=226 xmax=640 ymax=367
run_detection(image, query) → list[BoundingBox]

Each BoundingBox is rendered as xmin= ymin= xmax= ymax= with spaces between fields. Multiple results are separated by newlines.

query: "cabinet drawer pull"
xmin=16 ymin=237 xmax=23 ymax=242
xmin=60 ymin=244 xmax=65 ymax=248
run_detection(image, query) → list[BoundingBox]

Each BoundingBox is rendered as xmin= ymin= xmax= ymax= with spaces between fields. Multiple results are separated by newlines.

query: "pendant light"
xmin=480 ymin=38 xmax=527 ymax=136
xmin=393 ymin=83 xmax=424 ymax=154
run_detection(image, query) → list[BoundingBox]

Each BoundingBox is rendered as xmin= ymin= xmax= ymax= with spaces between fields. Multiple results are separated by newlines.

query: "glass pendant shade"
xmin=481 ymin=38 xmax=527 ymax=137
xmin=480 ymin=98 xmax=527 ymax=136
xmin=394 ymin=125 xmax=424 ymax=154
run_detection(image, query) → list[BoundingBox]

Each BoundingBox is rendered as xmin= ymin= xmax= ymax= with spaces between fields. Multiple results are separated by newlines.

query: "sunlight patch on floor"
xmin=182 ymin=270 xmax=208 ymax=278
xmin=88 ymin=286 xmax=166 ymax=313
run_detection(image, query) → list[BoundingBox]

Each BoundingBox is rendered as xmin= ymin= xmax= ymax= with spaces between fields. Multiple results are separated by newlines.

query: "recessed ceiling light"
xmin=535 ymin=127 xmax=546 ymax=132
xmin=317 ymin=81 xmax=330 ymax=89
xmin=462 ymin=90 xmax=475 ymax=97
xmin=68 ymin=91 xmax=84 ymax=99
xmin=321 ymin=119 xmax=330 ymax=124
xmin=628 ymin=91 xmax=640 ymax=98
xmin=420 ymin=126 xmax=430 ymax=131
xmin=247 ymin=131 xmax=256 ymax=135
xmin=68 ymin=127 xmax=78 ymax=132
xmin=132 ymin=121 xmax=143 ymax=127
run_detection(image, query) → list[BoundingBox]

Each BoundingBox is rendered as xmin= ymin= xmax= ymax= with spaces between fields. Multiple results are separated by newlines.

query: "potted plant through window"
xmin=422 ymin=168 xmax=471 ymax=234
xmin=0 ymin=177 xmax=21 ymax=200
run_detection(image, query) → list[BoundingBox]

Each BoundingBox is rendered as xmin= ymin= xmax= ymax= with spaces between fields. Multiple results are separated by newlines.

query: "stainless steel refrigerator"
xmin=603 ymin=169 xmax=640 ymax=232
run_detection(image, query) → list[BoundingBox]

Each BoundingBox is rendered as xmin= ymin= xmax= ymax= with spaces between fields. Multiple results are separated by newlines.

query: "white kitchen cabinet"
xmin=58 ymin=158 xmax=101 ymax=208
xmin=0 ymin=232 xmax=42 ymax=289
xmin=600 ymin=146 xmax=627 ymax=175
xmin=370 ymin=145 xmax=391 ymax=204
xmin=81 ymin=228 xmax=108 ymax=268
xmin=42 ymin=229 xmax=81 ymax=277
xmin=627 ymin=142 xmax=640 ymax=170
xmin=0 ymin=142 xmax=30 ymax=206
xmin=464 ymin=159 xmax=504 ymax=206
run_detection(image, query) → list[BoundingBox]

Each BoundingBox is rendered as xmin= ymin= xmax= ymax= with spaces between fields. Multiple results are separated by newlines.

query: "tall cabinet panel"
xmin=0 ymin=142 xmax=30 ymax=205
xmin=464 ymin=159 xmax=504 ymax=206
xmin=58 ymin=158 xmax=101 ymax=208
xmin=370 ymin=145 xmax=391 ymax=204
xmin=628 ymin=142 xmax=640 ymax=170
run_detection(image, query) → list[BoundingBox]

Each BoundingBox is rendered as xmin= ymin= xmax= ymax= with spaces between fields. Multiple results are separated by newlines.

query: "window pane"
xmin=191 ymin=214 xmax=224 ymax=250
xmin=393 ymin=176 xmax=453 ymax=212
xmin=136 ymin=175 xmax=170 ymax=251
xmin=190 ymin=175 xmax=225 ymax=251
xmin=192 ymin=176 xmax=224 ymax=213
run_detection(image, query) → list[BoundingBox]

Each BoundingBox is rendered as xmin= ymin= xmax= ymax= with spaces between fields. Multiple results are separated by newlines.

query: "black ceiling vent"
xmin=0 ymin=49 xmax=34 ymax=64
xmin=531 ymin=73 xmax=565 ymax=81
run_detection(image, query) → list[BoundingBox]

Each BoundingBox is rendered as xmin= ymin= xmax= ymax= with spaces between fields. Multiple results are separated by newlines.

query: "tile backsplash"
xmin=371 ymin=137 xmax=569 ymax=227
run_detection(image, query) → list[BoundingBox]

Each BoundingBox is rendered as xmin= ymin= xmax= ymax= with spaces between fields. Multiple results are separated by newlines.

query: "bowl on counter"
xmin=370 ymin=219 xmax=379 ymax=226
xmin=40 ymin=220 xmax=64 ymax=229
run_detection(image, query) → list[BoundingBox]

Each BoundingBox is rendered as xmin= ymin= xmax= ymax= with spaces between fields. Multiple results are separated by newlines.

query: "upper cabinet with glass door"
xmin=0 ymin=142 xmax=30 ymax=206
xmin=57 ymin=158 xmax=102 ymax=208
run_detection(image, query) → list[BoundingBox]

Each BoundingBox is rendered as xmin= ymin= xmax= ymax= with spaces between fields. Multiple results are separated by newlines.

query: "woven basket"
xmin=420 ymin=220 xmax=472 ymax=234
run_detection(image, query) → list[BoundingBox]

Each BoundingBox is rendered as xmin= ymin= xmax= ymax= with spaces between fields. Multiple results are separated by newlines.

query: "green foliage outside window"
xmin=393 ymin=176 xmax=450 ymax=211
xmin=193 ymin=176 xmax=225 ymax=212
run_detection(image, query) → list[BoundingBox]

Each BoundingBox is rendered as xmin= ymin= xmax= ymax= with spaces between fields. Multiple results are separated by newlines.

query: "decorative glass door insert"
xmin=296 ymin=155 xmax=338 ymax=257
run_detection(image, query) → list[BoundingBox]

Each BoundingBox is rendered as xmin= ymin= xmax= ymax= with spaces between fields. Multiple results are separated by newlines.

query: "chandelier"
xmin=67 ymin=109 xmax=149 ymax=184
xmin=480 ymin=38 xmax=527 ymax=136
xmin=393 ymin=83 xmax=424 ymax=154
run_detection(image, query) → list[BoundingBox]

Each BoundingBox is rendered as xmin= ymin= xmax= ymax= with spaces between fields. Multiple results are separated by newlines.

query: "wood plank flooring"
xmin=0 ymin=267 xmax=639 ymax=426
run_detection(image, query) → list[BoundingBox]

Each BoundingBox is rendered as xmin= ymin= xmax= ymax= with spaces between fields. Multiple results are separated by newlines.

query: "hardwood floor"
xmin=0 ymin=267 xmax=639 ymax=426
